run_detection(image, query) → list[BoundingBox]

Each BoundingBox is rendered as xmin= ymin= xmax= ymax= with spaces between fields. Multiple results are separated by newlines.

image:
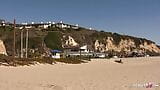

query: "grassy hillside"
xmin=44 ymin=31 xmax=63 ymax=50
xmin=0 ymin=27 xmax=46 ymax=56
xmin=0 ymin=26 xmax=158 ymax=56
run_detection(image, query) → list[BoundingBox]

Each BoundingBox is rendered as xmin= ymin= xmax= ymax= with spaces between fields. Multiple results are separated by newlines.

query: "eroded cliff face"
xmin=62 ymin=35 xmax=160 ymax=54
xmin=62 ymin=36 xmax=79 ymax=48
xmin=95 ymin=37 xmax=134 ymax=52
xmin=139 ymin=42 xmax=160 ymax=53
xmin=0 ymin=40 xmax=7 ymax=55
xmin=94 ymin=37 xmax=160 ymax=53
xmin=61 ymin=30 xmax=160 ymax=55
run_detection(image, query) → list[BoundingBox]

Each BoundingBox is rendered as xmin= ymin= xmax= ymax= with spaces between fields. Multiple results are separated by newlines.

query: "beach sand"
xmin=0 ymin=57 xmax=160 ymax=90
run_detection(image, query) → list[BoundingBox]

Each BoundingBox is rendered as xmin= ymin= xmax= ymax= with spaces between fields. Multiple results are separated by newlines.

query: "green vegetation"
xmin=91 ymin=31 xmax=110 ymax=42
xmin=91 ymin=32 xmax=123 ymax=45
xmin=0 ymin=25 xmax=159 ymax=66
xmin=90 ymin=31 xmax=154 ymax=47
xmin=0 ymin=56 xmax=86 ymax=66
xmin=48 ymin=27 xmax=61 ymax=31
xmin=0 ymin=26 xmax=13 ymax=32
xmin=44 ymin=32 xmax=63 ymax=50
xmin=112 ymin=33 xmax=122 ymax=45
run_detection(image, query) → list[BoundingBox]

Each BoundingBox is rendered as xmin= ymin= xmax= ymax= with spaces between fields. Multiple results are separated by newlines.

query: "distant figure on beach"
xmin=115 ymin=59 xmax=123 ymax=64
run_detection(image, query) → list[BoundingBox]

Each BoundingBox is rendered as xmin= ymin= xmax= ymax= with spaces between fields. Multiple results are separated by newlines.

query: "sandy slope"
xmin=0 ymin=57 xmax=160 ymax=90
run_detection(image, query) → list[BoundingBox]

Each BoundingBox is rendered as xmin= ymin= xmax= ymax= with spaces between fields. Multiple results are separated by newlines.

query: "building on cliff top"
xmin=0 ymin=19 xmax=5 ymax=26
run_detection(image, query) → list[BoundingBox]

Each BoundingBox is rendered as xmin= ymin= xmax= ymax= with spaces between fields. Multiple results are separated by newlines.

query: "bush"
xmin=54 ymin=57 xmax=86 ymax=64
xmin=44 ymin=32 xmax=63 ymax=50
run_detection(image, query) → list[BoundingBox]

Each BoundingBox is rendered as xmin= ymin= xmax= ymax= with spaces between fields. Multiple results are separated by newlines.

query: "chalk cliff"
xmin=0 ymin=40 xmax=7 ymax=55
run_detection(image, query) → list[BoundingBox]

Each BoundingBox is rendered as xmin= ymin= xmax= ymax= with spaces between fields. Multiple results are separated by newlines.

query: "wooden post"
xmin=25 ymin=29 xmax=28 ymax=58
xmin=21 ymin=29 xmax=23 ymax=58
xmin=13 ymin=19 xmax=16 ymax=59
xmin=80 ymin=49 xmax=81 ymax=60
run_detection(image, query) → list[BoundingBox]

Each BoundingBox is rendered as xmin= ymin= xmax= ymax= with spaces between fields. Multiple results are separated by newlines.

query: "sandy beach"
xmin=0 ymin=57 xmax=160 ymax=90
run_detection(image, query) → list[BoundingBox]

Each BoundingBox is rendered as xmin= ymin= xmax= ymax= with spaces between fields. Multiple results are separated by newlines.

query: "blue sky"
xmin=0 ymin=0 xmax=160 ymax=45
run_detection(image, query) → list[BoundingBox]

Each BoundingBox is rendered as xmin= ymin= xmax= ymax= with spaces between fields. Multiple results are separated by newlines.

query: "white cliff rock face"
xmin=94 ymin=37 xmax=160 ymax=53
xmin=95 ymin=37 xmax=136 ymax=52
xmin=140 ymin=42 xmax=160 ymax=53
xmin=95 ymin=40 xmax=106 ymax=52
xmin=63 ymin=35 xmax=160 ymax=54
xmin=65 ymin=36 xmax=79 ymax=47
xmin=105 ymin=37 xmax=115 ymax=51
xmin=0 ymin=40 xmax=7 ymax=55
xmin=117 ymin=39 xmax=136 ymax=52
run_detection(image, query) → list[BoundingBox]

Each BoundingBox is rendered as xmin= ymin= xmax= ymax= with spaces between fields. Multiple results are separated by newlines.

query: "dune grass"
xmin=0 ymin=55 xmax=86 ymax=67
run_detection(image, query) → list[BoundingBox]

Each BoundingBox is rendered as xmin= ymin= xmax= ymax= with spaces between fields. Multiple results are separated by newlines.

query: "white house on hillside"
xmin=56 ymin=21 xmax=79 ymax=29
xmin=80 ymin=45 xmax=90 ymax=53
xmin=0 ymin=19 xmax=5 ymax=26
